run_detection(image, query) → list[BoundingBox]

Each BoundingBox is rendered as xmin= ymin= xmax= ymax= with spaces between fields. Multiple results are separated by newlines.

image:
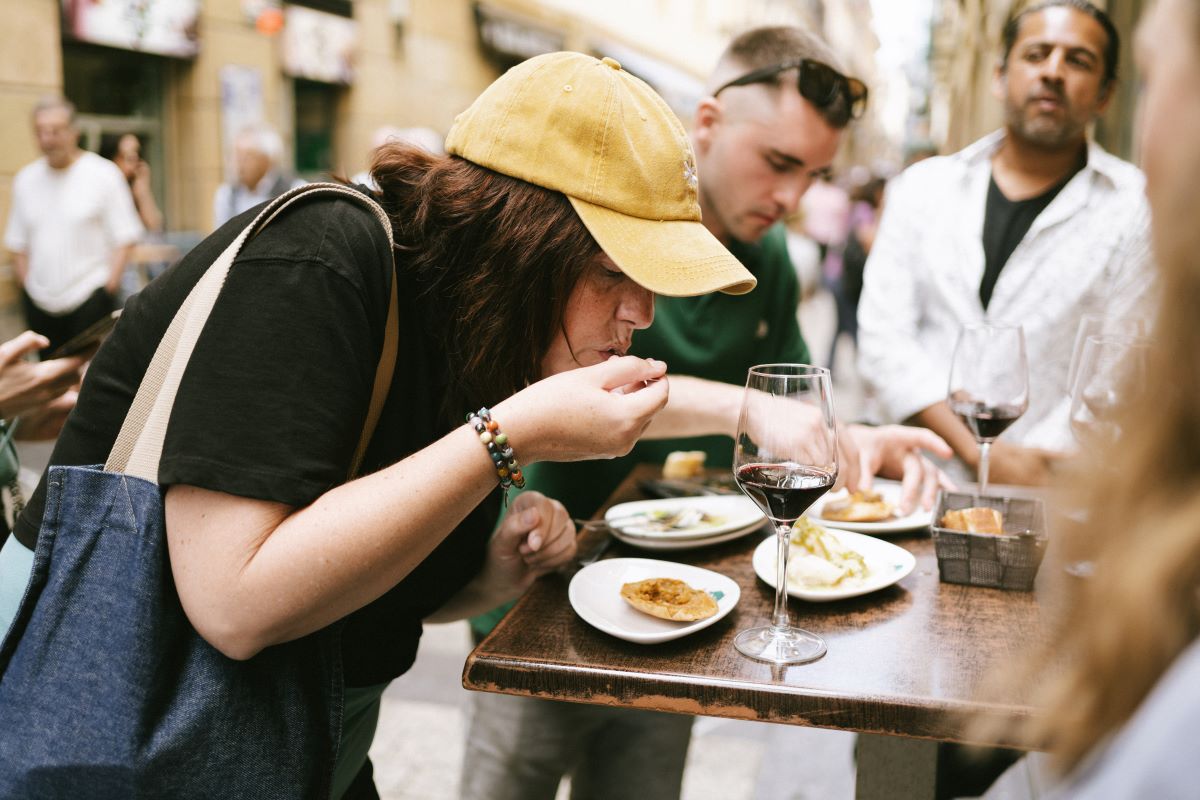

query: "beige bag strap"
xmin=105 ymin=182 xmax=399 ymax=482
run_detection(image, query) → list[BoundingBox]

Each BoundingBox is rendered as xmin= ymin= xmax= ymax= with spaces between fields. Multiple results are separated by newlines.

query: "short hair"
xmin=32 ymin=96 xmax=76 ymax=125
xmin=1001 ymin=0 xmax=1119 ymax=89
xmin=235 ymin=123 xmax=284 ymax=164
xmin=709 ymin=26 xmax=850 ymax=127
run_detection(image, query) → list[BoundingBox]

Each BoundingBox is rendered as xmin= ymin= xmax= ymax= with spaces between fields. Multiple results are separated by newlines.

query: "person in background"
xmin=110 ymin=133 xmax=164 ymax=233
xmin=979 ymin=3 xmax=1200 ymax=797
xmin=461 ymin=26 xmax=953 ymax=800
xmin=211 ymin=122 xmax=304 ymax=229
xmin=3 ymin=96 xmax=143 ymax=356
xmin=826 ymin=173 xmax=886 ymax=368
xmin=857 ymin=0 xmax=1155 ymax=487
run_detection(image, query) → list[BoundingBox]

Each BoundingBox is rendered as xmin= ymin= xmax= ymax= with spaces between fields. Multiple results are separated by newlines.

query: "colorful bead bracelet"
xmin=466 ymin=407 xmax=525 ymax=492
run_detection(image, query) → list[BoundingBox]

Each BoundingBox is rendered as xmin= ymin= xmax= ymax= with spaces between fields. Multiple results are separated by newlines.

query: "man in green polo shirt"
xmin=460 ymin=26 xmax=952 ymax=800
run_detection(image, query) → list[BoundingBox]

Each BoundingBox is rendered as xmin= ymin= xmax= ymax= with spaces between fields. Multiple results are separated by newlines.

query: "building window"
xmin=294 ymin=79 xmax=340 ymax=179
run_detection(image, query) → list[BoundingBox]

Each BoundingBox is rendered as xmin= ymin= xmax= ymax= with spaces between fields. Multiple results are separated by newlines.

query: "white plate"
xmin=751 ymin=530 xmax=916 ymax=602
xmin=610 ymin=520 xmax=768 ymax=551
xmin=809 ymin=479 xmax=933 ymax=534
xmin=604 ymin=495 xmax=765 ymax=540
xmin=568 ymin=558 xmax=740 ymax=644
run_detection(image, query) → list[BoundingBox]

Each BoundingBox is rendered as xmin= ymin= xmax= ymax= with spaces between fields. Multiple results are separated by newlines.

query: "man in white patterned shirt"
xmin=858 ymin=0 xmax=1153 ymax=487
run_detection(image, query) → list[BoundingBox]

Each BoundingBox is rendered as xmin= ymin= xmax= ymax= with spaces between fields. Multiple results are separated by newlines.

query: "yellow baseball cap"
xmin=445 ymin=52 xmax=756 ymax=297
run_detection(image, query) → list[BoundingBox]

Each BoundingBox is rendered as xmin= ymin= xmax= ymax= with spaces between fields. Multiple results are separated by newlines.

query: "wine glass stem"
xmin=978 ymin=440 xmax=991 ymax=499
xmin=772 ymin=523 xmax=791 ymax=631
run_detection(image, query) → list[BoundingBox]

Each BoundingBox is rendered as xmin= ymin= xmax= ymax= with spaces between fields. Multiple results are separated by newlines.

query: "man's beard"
xmin=1005 ymin=97 xmax=1085 ymax=149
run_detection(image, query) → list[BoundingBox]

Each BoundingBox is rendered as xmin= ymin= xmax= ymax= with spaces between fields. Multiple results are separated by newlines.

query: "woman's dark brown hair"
xmin=369 ymin=142 xmax=600 ymax=420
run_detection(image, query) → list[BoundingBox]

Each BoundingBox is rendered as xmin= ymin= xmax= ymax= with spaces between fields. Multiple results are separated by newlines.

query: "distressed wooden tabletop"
xmin=464 ymin=465 xmax=1061 ymax=747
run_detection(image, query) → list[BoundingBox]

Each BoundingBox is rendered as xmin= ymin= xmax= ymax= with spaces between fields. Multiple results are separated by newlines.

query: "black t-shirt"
xmin=979 ymin=165 xmax=1080 ymax=309
xmin=14 ymin=191 xmax=497 ymax=687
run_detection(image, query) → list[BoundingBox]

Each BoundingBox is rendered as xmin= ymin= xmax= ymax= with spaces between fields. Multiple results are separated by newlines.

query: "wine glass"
xmin=1063 ymin=333 xmax=1150 ymax=577
xmin=1066 ymin=314 xmax=1146 ymax=398
xmin=1069 ymin=334 xmax=1150 ymax=450
xmin=947 ymin=324 xmax=1029 ymax=499
xmin=732 ymin=364 xmax=838 ymax=665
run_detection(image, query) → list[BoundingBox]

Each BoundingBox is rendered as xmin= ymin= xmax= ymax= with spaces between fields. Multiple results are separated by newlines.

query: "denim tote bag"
xmin=0 ymin=184 xmax=399 ymax=799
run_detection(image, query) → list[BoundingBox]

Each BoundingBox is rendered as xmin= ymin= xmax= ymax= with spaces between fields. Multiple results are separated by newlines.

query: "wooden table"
xmin=464 ymin=466 xmax=1060 ymax=797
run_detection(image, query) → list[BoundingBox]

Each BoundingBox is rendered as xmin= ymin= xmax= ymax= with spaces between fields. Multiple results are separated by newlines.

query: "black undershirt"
xmin=14 ymin=192 xmax=496 ymax=686
xmin=979 ymin=161 xmax=1083 ymax=309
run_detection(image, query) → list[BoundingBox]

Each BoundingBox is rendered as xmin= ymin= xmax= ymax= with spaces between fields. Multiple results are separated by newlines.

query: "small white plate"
xmin=809 ymin=479 xmax=933 ymax=534
xmin=568 ymin=558 xmax=740 ymax=644
xmin=610 ymin=520 xmax=768 ymax=551
xmin=605 ymin=495 xmax=765 ymax=540
xmin=751 ymin=530 xmax=916 ymax=602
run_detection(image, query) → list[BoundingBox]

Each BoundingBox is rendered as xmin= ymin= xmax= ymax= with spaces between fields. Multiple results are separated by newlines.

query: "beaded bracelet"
xmin=466 ymin=407 xmax=525 ymax=493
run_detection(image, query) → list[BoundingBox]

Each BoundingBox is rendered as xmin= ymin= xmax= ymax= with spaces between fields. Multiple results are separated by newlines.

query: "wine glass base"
xmin=734 ymin=625 xmax=827 ymax=665
xmin=1064 ymin=559 xmax=1095 ymax=578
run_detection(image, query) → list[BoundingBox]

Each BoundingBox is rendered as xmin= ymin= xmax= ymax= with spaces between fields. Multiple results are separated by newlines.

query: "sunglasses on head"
xmin=713 ymin=59 xmax=869 ymax=126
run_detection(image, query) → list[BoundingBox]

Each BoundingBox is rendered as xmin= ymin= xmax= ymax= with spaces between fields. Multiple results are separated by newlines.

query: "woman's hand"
xmin=0 ymin=331 xmax=86 ymax=420
xmin=496 ymin=356 xmax=669 ymax=464
xmin=838 ymin=424 xmax=956 ymax=514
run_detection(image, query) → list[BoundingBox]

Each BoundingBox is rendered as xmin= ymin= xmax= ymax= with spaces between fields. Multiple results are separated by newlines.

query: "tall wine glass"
xmin=732 ymin=364 xmax=838 ymax=665
xmin=1063 ymin=333 xmax=1150 ymax=577
xmin=947 ymin=324 xmax=1029 ymax=499
xmin=1066 ymin=314 xmax=1146 ymax=397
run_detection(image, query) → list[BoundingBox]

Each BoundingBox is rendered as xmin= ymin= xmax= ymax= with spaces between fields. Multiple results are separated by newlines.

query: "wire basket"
xmin=931 ymin=491 xmax=1048 ymax=591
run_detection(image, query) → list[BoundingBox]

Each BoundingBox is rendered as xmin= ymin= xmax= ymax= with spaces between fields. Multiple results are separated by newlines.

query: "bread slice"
xmin=940 ymin=507 xmax=1004 ymax=535
xmin=620 ymin=578 xmax=718 ymax=621
xmin=663 ymin=450 xmax=706 ymax=479
xmin=821 ymin=489 xmax=895 ymax=522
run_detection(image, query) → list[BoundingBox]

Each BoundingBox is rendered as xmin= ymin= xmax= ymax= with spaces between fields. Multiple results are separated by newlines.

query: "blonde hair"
xmin=990 ymin=1 xmax=1200 ymax=770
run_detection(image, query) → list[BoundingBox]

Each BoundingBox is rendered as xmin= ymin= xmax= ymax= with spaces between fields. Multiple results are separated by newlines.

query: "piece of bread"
xmin=663 ymin=450 xmax=706 ymax=479
xmin=620 ymin=578 xmax=718 ymax=622
xmin=821 ymin=490 xmax=896 ymax=522
xmin=940 ymin=507 xmax=1004 ymax=535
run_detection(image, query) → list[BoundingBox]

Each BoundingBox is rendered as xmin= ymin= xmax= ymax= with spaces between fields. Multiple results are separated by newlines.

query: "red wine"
xmin=950 ymin=401 xmax=1024 ymax=441
xmin=736 ymin=463 xmax=835 ymax=523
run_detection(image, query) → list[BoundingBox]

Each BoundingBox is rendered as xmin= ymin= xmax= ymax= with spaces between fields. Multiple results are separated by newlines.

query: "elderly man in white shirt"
xmin=212 ymin=123 xmax=305 ymax=229
xmin=858 ymin=0 xmax=1153 ymax=488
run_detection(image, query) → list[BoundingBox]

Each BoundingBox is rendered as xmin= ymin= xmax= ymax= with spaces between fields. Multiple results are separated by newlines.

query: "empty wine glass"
xmin=732 ymin=364 xmax=838 ymax=665
xmin=1064 ymin=333 xmax=1150 ymax=577
xmin=1066 ymin=314 xmax=1146 ymax=399
xmin=1069 ymin=334 xmax=1150 ymax=450
xmin=947 ymin=324 xmax=1029 ymax=499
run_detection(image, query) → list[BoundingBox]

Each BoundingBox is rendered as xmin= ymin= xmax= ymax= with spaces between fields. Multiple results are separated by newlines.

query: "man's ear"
xmin=991 ymin=59 xmax=1007 ymax=102
xmin=692 ymin=97 xmax=722 ymax=153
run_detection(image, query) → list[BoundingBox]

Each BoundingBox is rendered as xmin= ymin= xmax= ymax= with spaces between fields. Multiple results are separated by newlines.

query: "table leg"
xmin=855 ymin=734 xmax=938 ymax=800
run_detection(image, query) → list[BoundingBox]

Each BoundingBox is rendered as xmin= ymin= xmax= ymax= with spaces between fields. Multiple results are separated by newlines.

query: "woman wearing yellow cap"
xmin=0 ymin=53 xmax=755 ymax=799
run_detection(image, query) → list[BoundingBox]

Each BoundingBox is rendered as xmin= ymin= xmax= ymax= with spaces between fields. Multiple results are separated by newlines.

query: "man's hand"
xmin=984 ymin=440 xmax=1064 ymax=486
xmin=482 ymin=491 xmax=577 ymax=594
xmin=838 ymin=424 xmax=956 ymax=514
xmin=0 ymin=331 xmax=86 ymax=420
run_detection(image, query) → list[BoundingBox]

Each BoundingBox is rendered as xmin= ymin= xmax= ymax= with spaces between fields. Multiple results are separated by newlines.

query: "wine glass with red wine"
xmin=947 ymin=324 xmax=1029 ymax=498
xmin=732 ymin=364 xmax=838 ymax=665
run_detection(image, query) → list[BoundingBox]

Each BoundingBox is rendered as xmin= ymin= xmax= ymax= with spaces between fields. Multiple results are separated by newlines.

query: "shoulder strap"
xmin=105 ymin=182 xmax=398 ymax=482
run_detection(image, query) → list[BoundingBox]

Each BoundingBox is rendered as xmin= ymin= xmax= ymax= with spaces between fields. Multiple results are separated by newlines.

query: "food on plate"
xmin=620 ymin=577 xmax=719 ymax=621
xmin=820 ymin=489 xmax=896 ymax=523
xmin=622 ymin=507 xmax=724 ymax=532
xmin=787 ymin=517 xmax=870 ymax=589
xmin=663 ymin=450 xmax=706 ymax=479
xmin=940 ymin=507 xmax=1004 ymax=535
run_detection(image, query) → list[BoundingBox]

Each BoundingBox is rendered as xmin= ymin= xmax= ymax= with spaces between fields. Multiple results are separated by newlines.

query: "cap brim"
xmin=567 ymin=196 xmax=757 ymax=297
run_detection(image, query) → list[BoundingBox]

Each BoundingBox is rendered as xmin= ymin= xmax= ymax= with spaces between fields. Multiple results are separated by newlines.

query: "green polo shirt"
xmin=470 ymin=226 xmax=809 ymax=638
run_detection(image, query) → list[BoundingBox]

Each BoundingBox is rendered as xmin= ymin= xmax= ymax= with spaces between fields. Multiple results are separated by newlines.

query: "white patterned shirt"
xmin=856 ymin=131 xmax=1154 ymax=451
